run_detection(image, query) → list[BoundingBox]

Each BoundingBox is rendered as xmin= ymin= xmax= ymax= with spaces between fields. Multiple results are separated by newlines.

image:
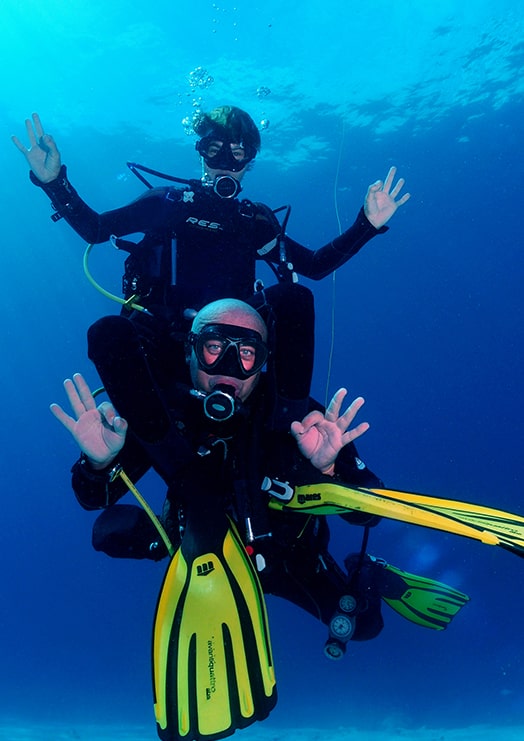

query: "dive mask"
xmin=188 ymin=323 xmax=268 ymax=380
xmin=195 ymin=134 xmax=257 ymax=173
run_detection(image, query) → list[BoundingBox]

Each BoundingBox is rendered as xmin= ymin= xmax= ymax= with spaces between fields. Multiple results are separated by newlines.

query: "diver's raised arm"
xmin=291 ymin=389 xmax=369 ymax=476
xmin=12 ymin=112 xmax=62 ymax=183
xmin=364 ymin=166 xmax=410 ymax=229
xmin=50 ymin=372 xmax=128 ymax=470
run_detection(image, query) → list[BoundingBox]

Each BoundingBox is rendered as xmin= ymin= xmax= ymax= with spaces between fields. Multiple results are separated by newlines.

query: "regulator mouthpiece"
xmin=190 ymin=384 xmax=239 ymax=422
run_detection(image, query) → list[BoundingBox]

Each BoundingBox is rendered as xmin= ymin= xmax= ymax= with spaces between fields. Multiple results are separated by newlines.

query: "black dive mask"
xmin=188 ymin=323 xmax=268 ymax=380
xmin=196 ymin=134 xmax=257 ymax=173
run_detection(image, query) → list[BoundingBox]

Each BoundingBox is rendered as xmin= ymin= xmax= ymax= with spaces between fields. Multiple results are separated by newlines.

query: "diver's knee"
xmin=92 ymin=505 xmax=168 ymax=561
xmin=351 ymin=602 xmax=384 ymax=641
xmin=88 ymin=315 xmax=138 ymax=354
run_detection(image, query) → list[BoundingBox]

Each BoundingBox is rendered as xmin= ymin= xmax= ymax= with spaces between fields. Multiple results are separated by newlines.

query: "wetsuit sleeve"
xmin=29 ymin=165 xmax=171 ymax=243
xmin=281 ymin=207 xmax=388 ymax=280
xmin=71 ymin=433 xmax=151 ymax=510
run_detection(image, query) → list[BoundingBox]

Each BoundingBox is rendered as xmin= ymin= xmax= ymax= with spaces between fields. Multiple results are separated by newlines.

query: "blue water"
xmin=1 ymin=0 xmax=523 ymax=734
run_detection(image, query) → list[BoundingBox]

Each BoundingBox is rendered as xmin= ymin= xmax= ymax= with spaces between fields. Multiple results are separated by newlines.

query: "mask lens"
xmin=196 ymin=135 xmax=256 ymax=172
xmin=200 ymin=335 xmax=228 ymax=366
xmin=237 ymin=342 xmax=258 ymax=372
xmin=192 ymin=324 xmax=268 ymax=378
xmin=204 ymin=142 xmax=246 ymax=162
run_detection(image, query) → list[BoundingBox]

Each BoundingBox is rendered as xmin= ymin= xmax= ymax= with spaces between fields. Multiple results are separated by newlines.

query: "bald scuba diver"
xmin=51 ymin=299 xmax=467 ymax=665
xmin=14 ymin=107 xmax=410 ymax=436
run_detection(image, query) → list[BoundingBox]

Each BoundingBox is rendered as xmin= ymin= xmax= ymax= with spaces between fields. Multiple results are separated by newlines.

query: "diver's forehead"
xmin=203 ymin=316 xmax=260 ymax=333
xmin=196 ymin=316 xmax=265 ymax=341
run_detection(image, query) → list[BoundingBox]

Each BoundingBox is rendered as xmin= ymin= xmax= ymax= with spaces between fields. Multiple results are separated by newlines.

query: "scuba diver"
xmin=51 ymin=299 xmax=468 ymax=741
xmin=14 ymin=107 xmax=410 ymax=436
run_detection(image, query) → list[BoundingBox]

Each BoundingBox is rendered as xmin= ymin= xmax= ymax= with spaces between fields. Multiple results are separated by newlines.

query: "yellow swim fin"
xmin=266 ymin=478 xmax=524 ymax=558
xmin=152 ymin=507 xmax=276 ymax=741
xmin=378 ymin=560 xmax=470 ymax=629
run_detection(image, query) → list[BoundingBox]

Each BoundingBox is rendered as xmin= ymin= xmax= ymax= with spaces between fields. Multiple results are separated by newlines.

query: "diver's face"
xmin=188 ymin=308 xmax=267 ymax=402
xmin=202 ymin=140 xmax=249 ymax=180
xmin=189 ymin=353 xmax=261 ymax=402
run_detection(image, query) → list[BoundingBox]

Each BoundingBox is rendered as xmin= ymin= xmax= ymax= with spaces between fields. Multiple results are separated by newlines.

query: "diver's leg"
xmin=87 ymin=315 xmax=171 ymax=443
xmin=264 ymin=516 xmax=383 ymax=631
xmin=259 ymin=515 xmax=341 ymax=622
xmin=92 ymin=504 xmax=170 ymax=561
xmin=128 ymin=308 xmax=191 ymax=391
xmin=344 ymin=553 xmax=385 ymax=640
xmin=261 ymin=515 xmax=383 ymax=660
xmin=261 ymin=549 xmax=344 ymax=625
xmin=250 ymin=283 xmax=314 ymax=429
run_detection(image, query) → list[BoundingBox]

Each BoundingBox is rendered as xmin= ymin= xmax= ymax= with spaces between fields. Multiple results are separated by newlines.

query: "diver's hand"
xmin=50 ymin=373 xmax=128 ymax=469
xmin=12 ymin=112 xmax=62 ymax=183
xmin=291 ymin=389 xmax=369 ymax=476
xmin=364 ymin=166 xmax=410 ymax=228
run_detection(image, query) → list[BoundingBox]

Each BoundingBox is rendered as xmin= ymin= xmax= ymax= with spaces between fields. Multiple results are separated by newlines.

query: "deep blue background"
xmin=1 ymin=1 xmax=523 ymax=734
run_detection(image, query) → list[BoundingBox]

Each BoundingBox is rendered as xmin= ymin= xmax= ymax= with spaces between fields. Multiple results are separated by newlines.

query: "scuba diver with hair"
xmin=51 ymin=299 xmax=468 ymax=672
xmin=13 ymin=108 xmax=410 ymax=438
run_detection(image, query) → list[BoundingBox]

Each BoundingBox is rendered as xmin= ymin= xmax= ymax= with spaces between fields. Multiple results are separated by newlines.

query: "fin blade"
xmin=280 ymin=483 xmax=524 ymax=557
xmin=380 ymin=563 xmax=470 ymax=630
xmin=152 ymin=516 xmax=276 ymax=741
xmin=371 ymin=488 xmax=524 ymax=555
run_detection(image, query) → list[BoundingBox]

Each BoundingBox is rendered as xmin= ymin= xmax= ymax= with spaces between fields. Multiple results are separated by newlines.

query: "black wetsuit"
xmin=33 ymin=166 xmax=386 ymax=308
xmin=33 ymin=168 xmax=388 ymax=431
xmin=71 ymin=380 xmax=385 ymax=642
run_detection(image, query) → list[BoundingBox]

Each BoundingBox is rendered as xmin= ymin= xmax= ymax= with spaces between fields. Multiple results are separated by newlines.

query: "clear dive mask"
xmin=195 ymin=135 xmax=257 ymax=173
xmin=188 ymin=323 xmax=268 ymax=379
